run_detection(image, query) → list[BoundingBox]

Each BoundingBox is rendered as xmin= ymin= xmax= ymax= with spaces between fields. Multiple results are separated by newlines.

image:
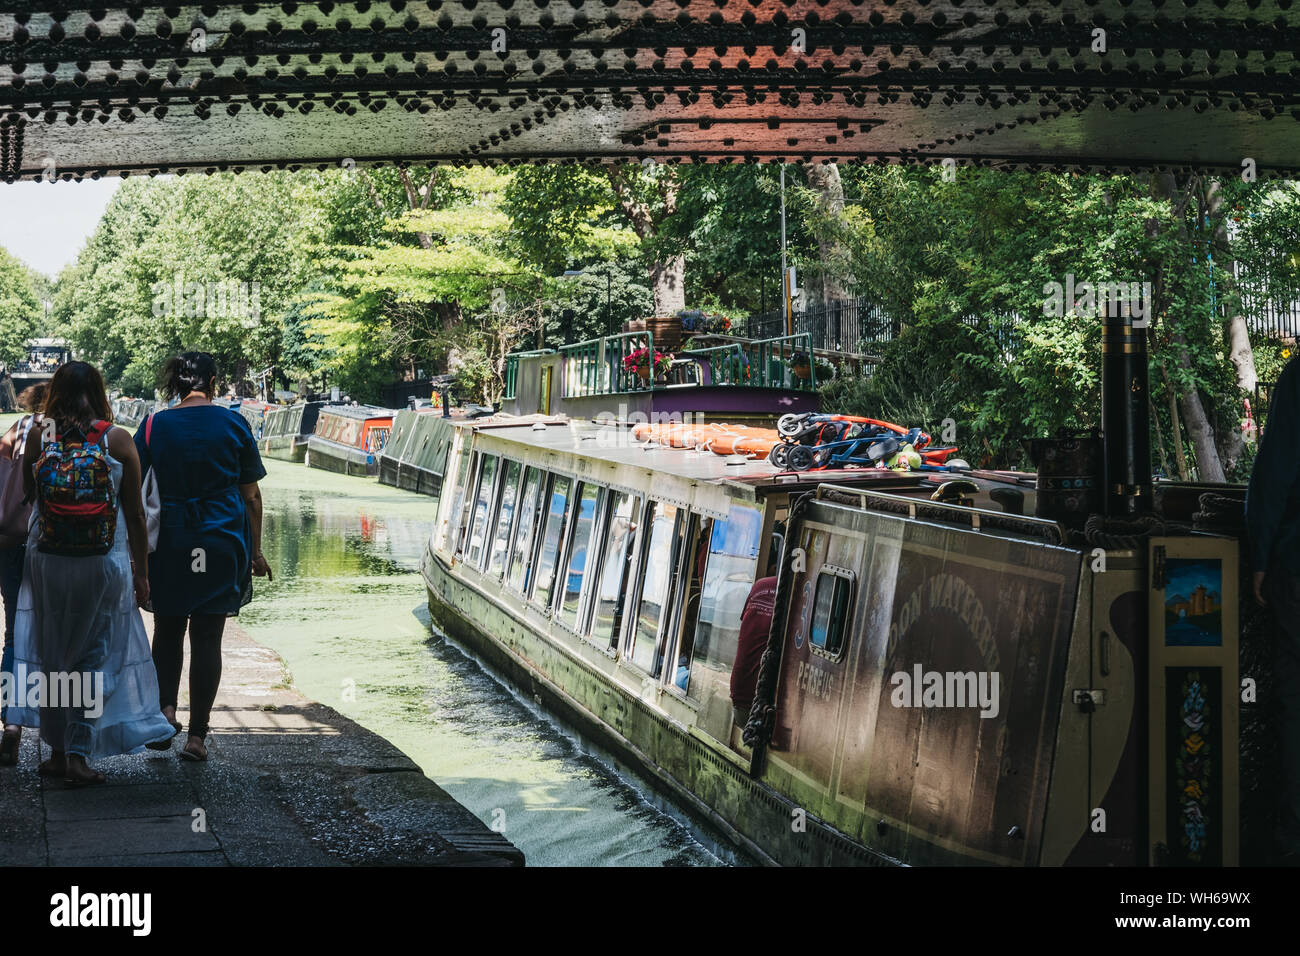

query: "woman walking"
xmin=8 ymin=364 xmax=173 ymax=784
xmin=0 ymin=384 xmax=47 ymax=765
xmin=136 ymin=353 xmax=270 ymax=762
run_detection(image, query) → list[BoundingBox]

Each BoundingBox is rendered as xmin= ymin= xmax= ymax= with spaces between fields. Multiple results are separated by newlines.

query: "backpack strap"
xmin=84 ymin=420 xmax=111 ymax=446
xmin=145 ymin=414 xmax=153 ymax=447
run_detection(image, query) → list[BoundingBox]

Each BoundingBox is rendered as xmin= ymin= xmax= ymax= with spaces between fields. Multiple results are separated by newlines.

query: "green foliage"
xmin=0 ymin=246 xmax=43 ymax=366
xmin=543 ymin=260 xmax=653 ymax=345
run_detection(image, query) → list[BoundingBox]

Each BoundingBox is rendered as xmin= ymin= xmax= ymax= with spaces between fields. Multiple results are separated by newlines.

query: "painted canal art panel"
xmin=1163 ymin=558 xmax=1224 ymax=647
xmin=1165 ymin=667 xmax=1222 ymax=866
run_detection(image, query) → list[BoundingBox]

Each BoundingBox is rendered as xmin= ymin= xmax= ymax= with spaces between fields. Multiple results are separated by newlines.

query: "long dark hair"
xmin=160 ymin=352 xmax=219 ymax=401
xmin=42 ymin=361 xmax=113 ymax=434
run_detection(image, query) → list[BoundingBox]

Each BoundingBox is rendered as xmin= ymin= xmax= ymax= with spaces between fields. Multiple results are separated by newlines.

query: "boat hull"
xmin=262 ymin=436 xmax=308 ymax=463
xmin=422 ymin=549 xmax=905 ymax=868
xmin=306 ymin=436 xmax=378 ymax=476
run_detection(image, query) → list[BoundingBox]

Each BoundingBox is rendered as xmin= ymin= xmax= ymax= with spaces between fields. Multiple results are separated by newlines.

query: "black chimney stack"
xmin=1101 ymin=311 xmax=1152 ymax=516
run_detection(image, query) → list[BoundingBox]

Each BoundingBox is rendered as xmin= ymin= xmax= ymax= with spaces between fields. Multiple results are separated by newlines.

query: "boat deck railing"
xmin=559 ymin=331 xmax=656 ymax=398
xmin=679 ymin=332 xmax=817 ymax=390
xmin=503 ymin=349 xmax=555 ymax=401
xmin=506 ymin=330 xmax=821 ymax=400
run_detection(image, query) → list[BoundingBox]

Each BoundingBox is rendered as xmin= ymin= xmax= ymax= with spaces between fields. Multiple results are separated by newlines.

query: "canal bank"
xmin=0 ymin=615 xmax=522 ymax=866
xmin=241 ymin=459 xmax=724 ymax=867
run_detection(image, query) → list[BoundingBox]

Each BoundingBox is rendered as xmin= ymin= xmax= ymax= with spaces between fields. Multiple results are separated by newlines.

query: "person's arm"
xmin=0 ymin=419 xmax=21 ymax=460
xmin=107 ymin=427 xmax=150 ymax=607
xmin=240 ymin=481 xmax=271 ymax=579
xmin=235 ymin=410 xmax=271 ymax=579
xmin=1247 ymin=360 xmax=1300 ymax=605
xmin=21 ymin=419 xmax=44 ymax=502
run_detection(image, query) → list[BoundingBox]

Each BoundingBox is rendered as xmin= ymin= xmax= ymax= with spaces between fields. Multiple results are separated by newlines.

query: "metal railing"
xmin=558 ymin=331 xmax=653 ymax=398
xmin=503 ymin=349 xmax=553 ymax=400
xmin=741 ymin=299 xmax=900 ymax=352
xmin=681 ymin=333 xmax=817 ymax=390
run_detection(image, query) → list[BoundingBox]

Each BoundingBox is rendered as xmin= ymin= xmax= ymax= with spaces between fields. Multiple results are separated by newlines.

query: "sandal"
xmin=179 ymin=736 xmax=208 ymax=762
xmin=38 ymin=754 xmax=67 ymax=778
xmin=0 ymin=728 xmax=19 ymax=767
xmin=64 ymin=756 xmax=105 ymax=788
xmin=145 ymin=718 xmax=183 ymax=751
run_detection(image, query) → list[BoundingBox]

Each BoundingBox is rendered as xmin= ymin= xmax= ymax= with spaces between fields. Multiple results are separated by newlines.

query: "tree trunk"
xmin=804 ymin=163 xmax=850 ymax=306
xmin=651 ymin=253 xmax=686 ymax=316
xmin=608 ymin=165 xmax=685 ymax=318
xmin=1159 ymin=363 xmax=1190 ymax=480
xmin=1228 ymin=315 xmax=1258 ymax=395
xmin=1151 ymin=172 xmax=1226 ymax=482
xmin=1205 ymin=178 xmax=1259 ymax=397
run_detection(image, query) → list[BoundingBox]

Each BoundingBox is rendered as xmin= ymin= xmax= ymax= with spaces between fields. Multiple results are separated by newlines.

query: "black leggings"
xmin=152 ymin=613 xmax=227 ymax=740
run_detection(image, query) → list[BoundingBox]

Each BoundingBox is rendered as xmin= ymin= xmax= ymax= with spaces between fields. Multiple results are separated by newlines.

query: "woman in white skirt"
xmin=7 ymin=362 xmax=173 ymax=785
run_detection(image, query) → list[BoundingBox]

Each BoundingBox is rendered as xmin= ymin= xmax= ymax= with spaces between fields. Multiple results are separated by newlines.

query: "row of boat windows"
xmin=446 ymin=448 xmax=766 ymax=702
xmin=315 ymin=415 xmax=391 ymax=453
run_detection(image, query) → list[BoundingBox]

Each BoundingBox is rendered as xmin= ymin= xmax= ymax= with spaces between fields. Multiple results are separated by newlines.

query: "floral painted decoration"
xmin=1175 ymin=671 xmax=1211 ymax=862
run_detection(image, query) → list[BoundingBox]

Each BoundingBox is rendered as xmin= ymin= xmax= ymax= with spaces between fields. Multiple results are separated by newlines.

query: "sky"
xmin=0 ymin=178 xmax=122 ymax=279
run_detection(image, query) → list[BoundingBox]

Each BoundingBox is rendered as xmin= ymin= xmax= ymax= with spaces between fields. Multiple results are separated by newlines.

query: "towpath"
xmin=0 ymin=617 xmax=524 ymax=867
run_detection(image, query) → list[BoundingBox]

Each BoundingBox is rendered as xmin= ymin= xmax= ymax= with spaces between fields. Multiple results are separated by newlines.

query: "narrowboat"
xmin=260 ymin=400 xmax=330 ymax=463
xmin=232 ymin=399 xmax=270 ymax=439
xmin=409 ymin=329 xmax=1245 ymax=867
xmin=306 ymin=404 xmax=395 ymax=477
xmin=111 ymin=396 xmax=157 ymax=429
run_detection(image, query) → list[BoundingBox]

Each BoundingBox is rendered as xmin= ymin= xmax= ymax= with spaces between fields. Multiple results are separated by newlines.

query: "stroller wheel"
xmin=768 ymin=442 xmax=792 ymax=469
xmin=777 ymin=413 xmax=806 ymax=438
xmin=788 ymin=445 xmax=815 ymax=471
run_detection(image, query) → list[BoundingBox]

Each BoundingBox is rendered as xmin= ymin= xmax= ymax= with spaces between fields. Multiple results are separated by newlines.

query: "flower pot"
xmin=792 ymin=363 xmax=812 ymax=381
xmin=635 ymin=366 xmax=652 ymax=385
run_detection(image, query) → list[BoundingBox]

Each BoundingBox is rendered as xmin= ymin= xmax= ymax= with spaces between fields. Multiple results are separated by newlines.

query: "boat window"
xmin=590 ymin=492 xmax=640 ymax=649
xmin=443 ymin=435 xmax=470 ymax=547
xmin=489 ymin=460 xmax=522 ymax=577
xmin=810 ymin=568 xmax=854 ymax=658
xmin=465 ymin=454 xmax=499 ymax=568
xmin=686 ymin=503 xmax=763 ymax=702
xmin=668 ymin=514 xmax=714 ymax=695
xmin=530 ymin=475 xmax=572 ymax=609
xmin=560 ymin=483 xmax=603 ymax=630
xmin=628 ymin=501 xmax=683 ymax=676
xmin=455 ymin=448 xmax=481 ymax=555
xmin=506 ymin=467 xmax=544 ymax=593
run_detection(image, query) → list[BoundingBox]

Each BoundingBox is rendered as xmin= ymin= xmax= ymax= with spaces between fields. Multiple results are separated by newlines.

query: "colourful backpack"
xmin=34 ymin=419 xmax=117 ymax=556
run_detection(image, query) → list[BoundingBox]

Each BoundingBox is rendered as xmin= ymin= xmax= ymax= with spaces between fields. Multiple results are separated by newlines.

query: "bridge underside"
xmin=3 ymin=1 xmax=1300 ymax=179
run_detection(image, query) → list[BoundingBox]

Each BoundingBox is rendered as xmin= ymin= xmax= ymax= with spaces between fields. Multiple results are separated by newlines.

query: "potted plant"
xmin=790 ymin=351 xmax=813 ymax=382
xmin=624 ymin=347 xmax=674 ymax=384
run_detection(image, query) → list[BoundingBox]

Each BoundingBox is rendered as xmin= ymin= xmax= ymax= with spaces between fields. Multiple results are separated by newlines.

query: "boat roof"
xmin=318 ymin=404 xmax=397 ymax=421
xmin=459 ymin=416 xmax=930 ymax=496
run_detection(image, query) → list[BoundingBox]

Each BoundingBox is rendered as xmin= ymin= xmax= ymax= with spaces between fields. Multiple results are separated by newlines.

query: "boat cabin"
xmin=306 ymin=404 xmax=395 ymax=477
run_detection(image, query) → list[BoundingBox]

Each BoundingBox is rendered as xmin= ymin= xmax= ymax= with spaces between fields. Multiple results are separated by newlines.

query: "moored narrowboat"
xmin=306 ymin=404 xmax=395 ymax=477
xmin=111 ymin=396 xmax=157 ymax=429
xmin=261 ymin=400 xmax=330 ymax=463
xmin=232 ymin=399 xmax=270 ymax=439
xmin=417 ymin=413 xmax=1243 ymax=866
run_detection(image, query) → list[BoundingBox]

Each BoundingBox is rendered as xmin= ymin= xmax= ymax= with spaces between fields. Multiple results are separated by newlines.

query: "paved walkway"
xmin=0 ymin=619 xmax=523 ymax=866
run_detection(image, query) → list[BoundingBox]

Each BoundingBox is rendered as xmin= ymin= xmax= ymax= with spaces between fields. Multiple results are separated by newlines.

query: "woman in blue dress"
xmin=134 ymin=353 xmax=271 ymax=762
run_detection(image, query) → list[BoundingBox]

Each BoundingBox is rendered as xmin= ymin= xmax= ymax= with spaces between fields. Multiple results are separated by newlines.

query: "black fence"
xmin=739 ymin=298 xmax=900 ymax=352
xmin=743 ymin=290 xmax=1300 ymax=361
xmin=1235 ymin=289 xmax=1300 ymax=340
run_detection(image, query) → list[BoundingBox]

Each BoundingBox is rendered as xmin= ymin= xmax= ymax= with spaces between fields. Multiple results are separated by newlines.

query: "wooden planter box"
xmin=645 ymin=314 xmax=682 ymax=351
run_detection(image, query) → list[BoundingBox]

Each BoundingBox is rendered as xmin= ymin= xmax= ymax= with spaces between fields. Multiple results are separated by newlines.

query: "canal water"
xmin=238 ymin=459 xmax=724 ymax=867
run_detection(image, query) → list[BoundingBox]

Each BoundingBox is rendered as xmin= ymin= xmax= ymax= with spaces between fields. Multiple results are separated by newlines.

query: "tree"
xmin=0 ymin=246 xmax=42 ymax=366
